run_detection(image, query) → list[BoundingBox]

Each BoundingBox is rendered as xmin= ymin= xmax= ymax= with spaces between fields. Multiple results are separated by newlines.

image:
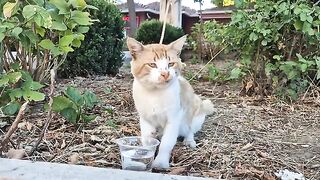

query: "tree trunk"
xmin=127 ymin=0 xmax=137 ymax=37
xmin=160 ymin=0 xmax=182 ymax=28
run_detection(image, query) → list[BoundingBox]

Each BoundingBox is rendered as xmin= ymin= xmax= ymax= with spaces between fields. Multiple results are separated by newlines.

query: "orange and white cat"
xmin=127 ymin=36 xmax=214 ymax=169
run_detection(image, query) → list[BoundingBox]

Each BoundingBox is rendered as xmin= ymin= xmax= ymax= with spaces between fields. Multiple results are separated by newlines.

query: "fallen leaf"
xmin=60 ymin=139 xmax=66 ymax=149
xmin=240 ymin=143 xmax=253 ymax=151
xmin=90 ymin=135 xmax=102 ymax=142
xmin=26 ymin=122 xmax=32 ymax=131
xmin=69 ymin=153 xmax=79 ymax=164
xmin=256 ymin=150 xmax=269 ymax=158
xmin=169 ymin=167 xmax=186 ymax=175
xmin=7 ymin=149 xmax=25 ymax=159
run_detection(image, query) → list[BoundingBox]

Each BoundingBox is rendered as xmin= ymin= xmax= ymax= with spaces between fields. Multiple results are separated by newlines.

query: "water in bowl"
xmin=121 ymin=148 xmax=154 ymax=171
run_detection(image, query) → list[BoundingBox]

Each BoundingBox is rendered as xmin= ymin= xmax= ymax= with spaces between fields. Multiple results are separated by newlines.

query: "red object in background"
xmin=122 ymin=16 xmax=129 ymax=21
xmin=122 ymin=15 xmax=140 ymax=26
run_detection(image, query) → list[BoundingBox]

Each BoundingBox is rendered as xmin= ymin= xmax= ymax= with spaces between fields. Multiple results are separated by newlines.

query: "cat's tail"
xmin=201 ymin=99 xmax=215 ymax=115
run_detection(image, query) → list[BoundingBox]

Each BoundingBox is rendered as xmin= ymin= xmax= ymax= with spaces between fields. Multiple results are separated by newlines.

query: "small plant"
xmin=0 ymin=64 xmax=45 ymax=115
xmin=207 ymin=64 xmax=220 ymax=81
xmin=136 ymin=19 xmax=184 ymax=44
xmin=51 ymin=86 xmax=99 ymax=124
xmin=0 ymin=0 xmax=95 ymax=82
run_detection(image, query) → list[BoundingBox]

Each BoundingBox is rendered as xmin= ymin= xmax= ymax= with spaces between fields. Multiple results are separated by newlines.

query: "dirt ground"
xmin=1 ymin=61 xmax=320 ymax=179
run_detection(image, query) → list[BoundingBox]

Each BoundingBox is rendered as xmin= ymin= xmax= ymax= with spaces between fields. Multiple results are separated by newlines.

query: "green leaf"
xmin=59 ymin=35 xmax=74 ymax=47
xmin=49 ymin=0 xmax=69 ymax=14
xmin=81 ymin=114 xmax=97 ymax=123
xmin=0 ymin=76 xmax=9 ymax=87
xmin=61 ymin=107 xmax=78 ymax=123
xmin=83 ymin=91 xmax=98 ymax=109
xmin=11 ymin=27 xmax=22 ymax=39
xmin=36 ymin=26 xmax=46 ymax=37
xmin=31 ymin=0 xmax=45 ymax=6
xmin=249 ymin=32 xmax=258 ymax=41
xmin=52 ymin=96 xmax=73 ymax=112
xmin=261 ymin=40 xmax=268 ymax=46
xmin=3 ymin=2 xmax=17 ymax=18
xmin=22 ymin=80 xmax=45 ymax=90
xmin=22 ymin=5 xmax=36 ymax=19
xmin=23 ymin=90 xmax=45 ymax=101
xmin=69 ymin=0 xmax=87 ymax=9
xmin=65 ymin=86 xmax=83 ymax=105
xmin=51 ymin=21 xmax=67 ymax=31
xmin=306 ymin=16 xmax=313 ymax=23
xmin=288 ymin=70 xmax=298 ymax=80
xmin=300 ymin=13 xmax=307 ymax=21
xmin=2 ymin=102 xmax=20 ymax=115
xmin=294 ymin=20 xmax=303 ymax=30
xmin=0 ymin=32 xmax=5 ymax=41
xmin=39 ymin=39 xmax=55 ymax=50
xmin=265 ymin=63 xmax=275 ymax=76
xmin=300 ymin=63 xmax=308 ymax=72
xmin=60 ymin=46 xmax=74 ymax=53
xmin=302 ymin=22 xmax=312 ymax=34
xmin=71 ymin=11 xmax=92 ymax=25
xmin=77 ymin=26 xmax=89 ymax=33
xmin=9 ymin=88 xmax=23 ymax=100
xmin=85 ymin=5 xmax=99 ymax=10
xmin=273 ymin=55 xmax=282 ymax=61
xmin=229 ymin=67 xmax=242 ymax=80
xmin=7 ymin=72 xmax=22 ymax=83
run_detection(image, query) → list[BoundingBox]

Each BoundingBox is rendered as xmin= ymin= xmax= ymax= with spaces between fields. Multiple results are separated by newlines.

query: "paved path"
xmin=0 ymin=158 xmax=215 ymax=180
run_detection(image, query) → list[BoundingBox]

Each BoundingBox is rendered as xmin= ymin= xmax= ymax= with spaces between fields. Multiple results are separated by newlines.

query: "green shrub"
xmin=59 ymin=0 xmax=125 ymax=77
xmin=197 ymin=0 xmax=320 ymax=100
xmin=189 ymin=20 xmax=226 ymax=61
xmin=136 ymin=19 xmax=184 ymax=44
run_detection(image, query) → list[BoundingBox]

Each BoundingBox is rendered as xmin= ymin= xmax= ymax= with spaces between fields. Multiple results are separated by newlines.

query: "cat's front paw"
xmin=152 ymin=157 xmax=169 ymax=169
xmin=183 ymin=140 xmax=197 ymax=148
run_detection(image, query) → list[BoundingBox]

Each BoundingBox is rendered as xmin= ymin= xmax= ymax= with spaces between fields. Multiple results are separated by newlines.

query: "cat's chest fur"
xmin=132 ymin=79 xmax=181 ymax=127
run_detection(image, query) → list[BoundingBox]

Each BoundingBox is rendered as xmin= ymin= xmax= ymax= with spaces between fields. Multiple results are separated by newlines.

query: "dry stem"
xmin=0 ymin=101 xmax=28 ymax=154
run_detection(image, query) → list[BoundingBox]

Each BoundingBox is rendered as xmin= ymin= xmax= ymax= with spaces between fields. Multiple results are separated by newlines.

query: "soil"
xmin=1 ymin=60 xmax=320 ymax=179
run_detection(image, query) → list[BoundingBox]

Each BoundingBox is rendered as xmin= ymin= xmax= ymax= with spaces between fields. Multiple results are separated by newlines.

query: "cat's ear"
xmin=127 ymin=37 xmax=144 ymax=57
xmin=169 ymin=35 xmax=187 ymax=55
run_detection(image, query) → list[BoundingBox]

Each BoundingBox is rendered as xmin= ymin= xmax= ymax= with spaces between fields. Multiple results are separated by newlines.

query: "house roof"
xmin=117 ymin=2 xmax=198 ymax=17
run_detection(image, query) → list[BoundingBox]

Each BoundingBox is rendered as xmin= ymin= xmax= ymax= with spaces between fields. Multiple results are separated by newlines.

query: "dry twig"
xmin=0 ymin=101 xmax=28 ymax=154
xmin=29 ymin=69 xmax=55 ymax=155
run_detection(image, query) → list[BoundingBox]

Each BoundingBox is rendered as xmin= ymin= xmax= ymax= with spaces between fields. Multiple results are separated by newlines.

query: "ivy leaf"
xmin=2 ymin=102 xmax=20 ymax=115
xmin=61 ymin=108 xmax=78 ymax=123
xmin=52 ymin=96 xmax=73 ymax=112
xmin=3 ymin=2 xmax=17 ymax=18
xmin=39 ymin=39 xmax=55 ymax=50
xmin=306 ymin=16 xmax=313 ymax=23
xmin=71 ymin=11 xmax=92 ymax=25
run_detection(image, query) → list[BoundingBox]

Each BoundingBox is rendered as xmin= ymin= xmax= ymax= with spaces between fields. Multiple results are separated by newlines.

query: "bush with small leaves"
xmin=136 ymin=19 xmax=185 ymax=45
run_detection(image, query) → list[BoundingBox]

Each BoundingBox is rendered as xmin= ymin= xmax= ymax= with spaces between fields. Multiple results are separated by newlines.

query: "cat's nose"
xmin=160 ymin=71 xmax=169 ymax=79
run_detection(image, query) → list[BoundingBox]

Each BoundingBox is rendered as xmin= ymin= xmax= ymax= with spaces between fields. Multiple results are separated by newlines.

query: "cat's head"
xmin=127 ymin=35 xmax=186 ymax=89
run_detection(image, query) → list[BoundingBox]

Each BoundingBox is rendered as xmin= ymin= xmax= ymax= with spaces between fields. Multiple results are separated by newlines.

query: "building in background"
xmin=117 ymin=2 xmax=233 ymax=36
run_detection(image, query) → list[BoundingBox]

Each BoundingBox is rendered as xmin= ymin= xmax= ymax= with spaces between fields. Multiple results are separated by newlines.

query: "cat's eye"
xmin=148 ymin=63 xmax=157 ymax=68
xmin=168 ymin=62 xmax=175 ymax=67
